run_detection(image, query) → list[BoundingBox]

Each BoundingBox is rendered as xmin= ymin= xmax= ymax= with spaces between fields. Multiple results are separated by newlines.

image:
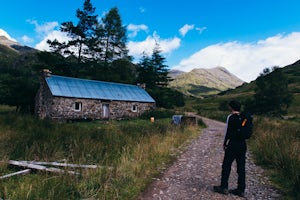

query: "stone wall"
xmin=48 ymin=97 xmax=155 ymax=121
xmin=35 ymin=75 xmax=53 ymax=119
xmin=35 ymin=77 xmax=155 ymax=121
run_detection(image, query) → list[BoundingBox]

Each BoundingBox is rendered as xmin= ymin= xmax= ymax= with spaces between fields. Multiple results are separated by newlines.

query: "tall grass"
xmin=249 ymin=117 xmax=300 ymax=199
xmin=0 ymin=111 xmax=200 ymax=199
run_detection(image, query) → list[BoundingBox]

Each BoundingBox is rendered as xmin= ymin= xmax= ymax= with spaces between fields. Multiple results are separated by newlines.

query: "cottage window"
xmin=74 ymin=102 xmax=82 ymax=111
xmin=132 ymin=105 xmax=138 ymax=112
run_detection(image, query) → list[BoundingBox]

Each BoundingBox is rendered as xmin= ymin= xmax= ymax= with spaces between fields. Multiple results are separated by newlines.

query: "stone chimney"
xmin=137 ymin=83 xmax=146 ymax=89
xmin=42 ymin=69 xmax=52 ymax=77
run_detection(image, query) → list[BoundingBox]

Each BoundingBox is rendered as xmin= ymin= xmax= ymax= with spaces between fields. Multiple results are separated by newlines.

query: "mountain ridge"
xmin=169 ymin=67 xmax=244 ymax=97
xmin=0 ymin=36 xmax=37 ymax=53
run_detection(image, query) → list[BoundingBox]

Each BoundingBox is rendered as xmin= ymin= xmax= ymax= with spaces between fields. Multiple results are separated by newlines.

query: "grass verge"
xmin=0 ymin=111 xmax=201 ymax=199
xmin=249 ymin=117 xmax=300 ymax=200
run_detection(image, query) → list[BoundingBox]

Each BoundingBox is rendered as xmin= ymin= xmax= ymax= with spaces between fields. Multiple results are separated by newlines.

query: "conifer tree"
xmin=48 ymin=0 xmax=98 ymax=64
xmin=150 ymin=44 xmax=172 ymax=87
xmin=137 ymin=45 xmax=184 ymax=108
xmin=95 ymin=7 xmax=128 ymax=63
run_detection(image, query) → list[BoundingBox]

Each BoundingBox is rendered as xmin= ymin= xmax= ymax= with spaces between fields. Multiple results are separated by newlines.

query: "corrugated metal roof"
xmin=45 ymin=75 xmax=155 ymax=103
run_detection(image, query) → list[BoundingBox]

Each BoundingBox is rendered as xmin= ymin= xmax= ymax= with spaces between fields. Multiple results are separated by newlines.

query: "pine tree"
xmin=150 ymin=44 xmax=172 ymax=87
xmin=137 ymin=53 xmax=156 ymax=88
xmin=136 ymin=45 xmax=184 ymax=108
xmin=47 ymin=0 xmax=98 ymax=63
xmin=95 ymin=7 xmax=128 ymax=63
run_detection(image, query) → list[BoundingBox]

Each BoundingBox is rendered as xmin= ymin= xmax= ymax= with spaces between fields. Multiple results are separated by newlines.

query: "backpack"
xmin=238 ymin=111 xmax=253 ymax=139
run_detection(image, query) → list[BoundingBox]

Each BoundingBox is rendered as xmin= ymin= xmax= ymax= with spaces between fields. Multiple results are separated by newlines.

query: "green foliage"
xmin=0 ymin=68 xmax=39 ymax=113
xmin=148 ymin=87 xmax=184 ymax=108
xmin=248 ymin=67 xmax=293 ymax=116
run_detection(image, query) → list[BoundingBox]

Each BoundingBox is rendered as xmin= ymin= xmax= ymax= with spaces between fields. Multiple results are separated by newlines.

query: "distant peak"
xmin=0 ymin=36 xmax=36 ymax=53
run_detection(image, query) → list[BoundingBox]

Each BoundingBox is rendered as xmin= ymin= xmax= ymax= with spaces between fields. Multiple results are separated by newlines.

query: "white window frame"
xmin=74 ymin=102 xmax=82 ymax=111
xmin=131 ymin=105 xmax=138 ymax=112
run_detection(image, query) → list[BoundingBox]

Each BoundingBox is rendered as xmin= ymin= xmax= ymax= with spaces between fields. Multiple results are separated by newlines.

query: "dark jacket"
xmin=224 ymin=113 xmax=247 ymax=150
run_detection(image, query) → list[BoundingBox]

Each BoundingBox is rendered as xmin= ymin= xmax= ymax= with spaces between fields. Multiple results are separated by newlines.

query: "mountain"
xmin=0 ymin=36 xmax=37 ymax=53
xmin=0 ymin=36 xmax=39 ymax=69
xmin=169 ymin=67 xmax=244 ymax=97
xmin=168 ymin=69 xmax=185 ymax=78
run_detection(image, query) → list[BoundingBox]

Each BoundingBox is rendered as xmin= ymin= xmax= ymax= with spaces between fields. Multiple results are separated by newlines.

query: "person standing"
xmin=213 ymin=100 xmax=246 ymax=197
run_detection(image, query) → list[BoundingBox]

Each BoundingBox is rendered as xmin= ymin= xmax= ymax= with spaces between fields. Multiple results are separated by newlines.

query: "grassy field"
xmin=0 ymin=106 xmax=202 ymax=199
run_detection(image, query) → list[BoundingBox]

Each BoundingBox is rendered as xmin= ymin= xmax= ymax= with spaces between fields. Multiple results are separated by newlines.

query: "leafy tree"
xmin=94 ymin=7 xmax=128 ymax=63
xmin=250 ymin=67 xmax=293 ymax=116
xmin=47 ymin=0 xmax=98 ymax=63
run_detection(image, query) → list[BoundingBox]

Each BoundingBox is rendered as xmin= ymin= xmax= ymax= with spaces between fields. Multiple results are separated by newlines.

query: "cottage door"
xmin=102 ymin=104 xmax=109 ymax=119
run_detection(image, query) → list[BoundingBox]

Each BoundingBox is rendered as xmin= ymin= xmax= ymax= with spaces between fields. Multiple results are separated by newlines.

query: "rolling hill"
xmin=169 ymin=67 xmax=244 ymax=97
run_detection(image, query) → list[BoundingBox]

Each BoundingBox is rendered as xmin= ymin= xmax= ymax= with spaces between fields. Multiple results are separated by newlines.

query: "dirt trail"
xmin=139 ymin=116 xmax=281 ymax=200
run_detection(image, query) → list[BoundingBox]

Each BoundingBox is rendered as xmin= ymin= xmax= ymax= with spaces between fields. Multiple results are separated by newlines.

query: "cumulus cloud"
xmin=179 ymin=24 xmax=194 ymax=37
xmin=35 ymin=30 xmax=69 ymax=51
xmin=0 ymin=29 xmax=17 ymax=42
xmin=21 ymin=35 xmax=34 ymax=43
xmin=27 ymin=20 xmax=59 ymax=37
xmin=127 ymin=32 xmax=181 ymax=60
xmin=172 ymin=32 xmax=300 ymax=82
xmin=127 ymin=24 xmax=148 ymax=38
xmin=25 ymin=19 xmax=70 ymax=51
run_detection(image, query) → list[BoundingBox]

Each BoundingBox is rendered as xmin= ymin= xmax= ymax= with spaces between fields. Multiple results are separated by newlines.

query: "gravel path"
xmin=139 ymin=116 xmax=281 ymax=200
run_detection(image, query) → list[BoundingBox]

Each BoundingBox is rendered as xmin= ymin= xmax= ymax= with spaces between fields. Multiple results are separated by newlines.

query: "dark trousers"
xmin=221 ymin=142 xmax=246 ymax=191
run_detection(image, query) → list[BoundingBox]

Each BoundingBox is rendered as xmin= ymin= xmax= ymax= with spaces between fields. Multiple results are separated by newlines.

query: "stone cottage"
xmin=35 ymin=70 xmax=155 ymax=121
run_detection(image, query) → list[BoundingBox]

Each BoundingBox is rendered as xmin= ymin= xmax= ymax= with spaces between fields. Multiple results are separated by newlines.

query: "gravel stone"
xmin=139 ymin=116 xmax=281 ymax=200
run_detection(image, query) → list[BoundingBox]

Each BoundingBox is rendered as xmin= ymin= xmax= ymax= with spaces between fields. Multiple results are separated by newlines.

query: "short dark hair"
xmin=228 ymin=100 xmax=241 ymax=111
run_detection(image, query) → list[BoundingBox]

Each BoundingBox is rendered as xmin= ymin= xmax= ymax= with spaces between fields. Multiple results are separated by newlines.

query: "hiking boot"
xmin=213 ymin=185 xmax=229 ymax=195
xmin=229 ymin=188 xmax=245 ymax=197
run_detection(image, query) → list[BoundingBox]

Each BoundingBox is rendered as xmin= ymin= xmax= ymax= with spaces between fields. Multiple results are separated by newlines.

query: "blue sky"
xmin=1 ymin=0 xmax=300 ymax=82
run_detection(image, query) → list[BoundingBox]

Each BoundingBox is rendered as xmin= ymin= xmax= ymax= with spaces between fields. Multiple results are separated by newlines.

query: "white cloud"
xmin=21 ymin=35 xmax=34 ymax=43
xmin=0 ymin=29 xmax=17 ymax=42
xmin=127 ymin=32 xmax=181 ymax=60
xmin=25 ymin=20 xmax=69 ymax=51
xmin=172 ymin=32 xmax=300 ymax=82
xmin=27 ymin=20 xmax=59 ymax=37
xmin=127 ymin=24 xmax=148 ymax=38
xmin=196 ymin=26 xmax=207 ymax=34
xmin=35 ymin=30 xmax=70 ymax=51
xmin=179 ymin=24 xmax=194 ymax=37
